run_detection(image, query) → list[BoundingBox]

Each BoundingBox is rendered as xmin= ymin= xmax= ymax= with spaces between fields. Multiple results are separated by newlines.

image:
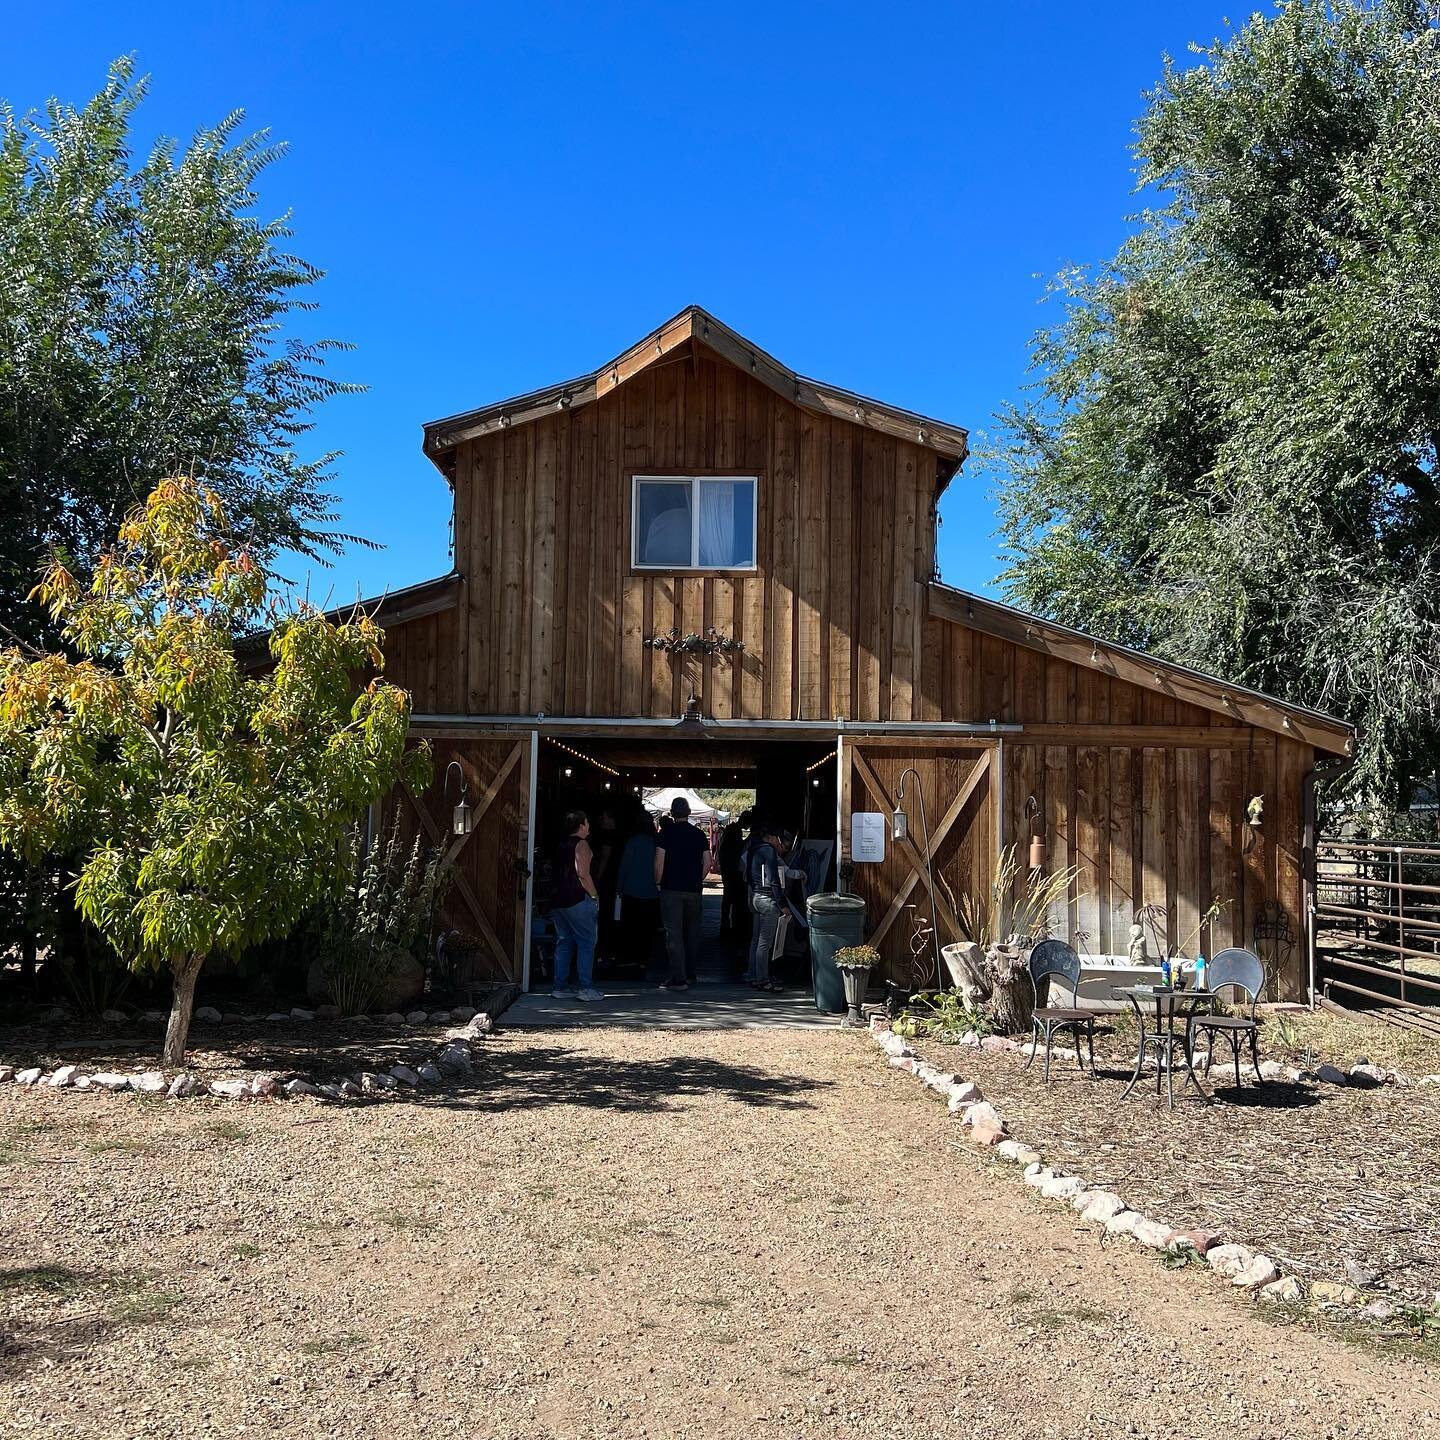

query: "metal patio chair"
xmin=1187 ymin=947 xmax=1265 ymax=1088
xmin=1024 ymin=939 xmax=1097 ymax=1081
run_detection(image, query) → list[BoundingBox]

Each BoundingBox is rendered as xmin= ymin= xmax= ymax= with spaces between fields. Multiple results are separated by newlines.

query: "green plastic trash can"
xmin=807 ymin=892 xmax=867 ymax=1014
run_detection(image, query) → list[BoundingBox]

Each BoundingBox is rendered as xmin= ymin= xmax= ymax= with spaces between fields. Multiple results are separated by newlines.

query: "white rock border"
xmin=0 ymin=1013 xmax=496 ymax=1105
xmin=868 ymin=1014 xmax=1439 ymax=1321
xmin=27 ymin=1002 xmax=487 ymax=1031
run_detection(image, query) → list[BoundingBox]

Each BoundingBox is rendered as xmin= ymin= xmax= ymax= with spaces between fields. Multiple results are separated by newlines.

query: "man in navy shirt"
xmin=654 ymin=796 xmax=710 ymax=991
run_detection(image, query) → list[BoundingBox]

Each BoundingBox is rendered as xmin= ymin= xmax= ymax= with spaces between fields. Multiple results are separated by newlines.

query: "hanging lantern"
xmin=453 ymin=797 xmax=474 ymax=837
xmin=445 ymin=761 xmax=473 ymax=837
xmin=891 ymin=807 xmax=909 ymax=842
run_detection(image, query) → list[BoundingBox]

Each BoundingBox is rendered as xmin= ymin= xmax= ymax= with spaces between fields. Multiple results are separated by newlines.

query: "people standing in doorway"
xmin=746 ymin=820 xmax=790 ymax=993
xmin=655 ymin=795 xmax=709 ymax=991
xmin=550 ymin=810 xmax=605 ymax=1002
xmin=717 ymin=807 xmax=753 ymax=965
xmin=616 ymin=805 xmax=661 ymax=974
xmin=592 ymin=806 xmax=621 ymax=965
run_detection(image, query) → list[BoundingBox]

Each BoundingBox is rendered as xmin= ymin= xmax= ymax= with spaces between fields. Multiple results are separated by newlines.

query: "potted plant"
xmin=834 ymin=944 xmax=880 ymax=1028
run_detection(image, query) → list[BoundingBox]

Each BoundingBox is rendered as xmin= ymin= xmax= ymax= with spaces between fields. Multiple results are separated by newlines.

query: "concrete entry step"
xmin=503 ymin=981 xmax=841 ymax=1030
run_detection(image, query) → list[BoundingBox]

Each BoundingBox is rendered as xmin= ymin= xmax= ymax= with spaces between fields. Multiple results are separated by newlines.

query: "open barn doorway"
xmin=527 ymin=733 xmax=838 ymax=997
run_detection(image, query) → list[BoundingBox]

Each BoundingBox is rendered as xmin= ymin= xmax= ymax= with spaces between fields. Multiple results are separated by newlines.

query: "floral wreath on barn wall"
xmin=644 ymin=626 xmax=743 ymax=657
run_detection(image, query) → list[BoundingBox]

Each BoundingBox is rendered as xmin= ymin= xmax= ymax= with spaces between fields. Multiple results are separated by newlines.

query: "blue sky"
xmin=8 ymin=2 xmax=1237 ymax=605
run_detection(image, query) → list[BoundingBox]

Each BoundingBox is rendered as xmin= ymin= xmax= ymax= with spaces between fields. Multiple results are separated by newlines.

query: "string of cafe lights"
xmin=544 ymin=736 xmax=619 ymax=778
xmin=805 ymin=750 xmax=837 ymax=775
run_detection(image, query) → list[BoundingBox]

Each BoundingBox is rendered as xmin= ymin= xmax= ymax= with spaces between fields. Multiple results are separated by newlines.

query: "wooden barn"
xmin=370 ymin=306 xmax=1355 ymax=1000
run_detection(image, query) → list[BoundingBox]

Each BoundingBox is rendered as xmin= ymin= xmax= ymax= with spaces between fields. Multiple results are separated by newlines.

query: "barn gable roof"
xmin=421 ymin=305 xmax=969 ymax=491
xmin=928 ymin=581 xmax=1356 ymax=755
xmin=234 ymin=570 xmax=461 ymax=666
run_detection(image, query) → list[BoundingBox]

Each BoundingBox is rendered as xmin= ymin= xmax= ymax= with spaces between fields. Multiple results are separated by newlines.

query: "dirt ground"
xmin=2 ymin=1026 xmax=1438 ymax=1440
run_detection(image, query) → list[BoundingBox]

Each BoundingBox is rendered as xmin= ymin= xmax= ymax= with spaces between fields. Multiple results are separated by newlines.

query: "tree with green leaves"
xmin=990 ymin=0 xmax=1440 ymax=805
xmin=0 ymin=56 xmax=362 ymax=648
xmin=694 ymin=788 xmax=756 ymax=819
xmin=0 ymin=479 xmax=427 ymax=1064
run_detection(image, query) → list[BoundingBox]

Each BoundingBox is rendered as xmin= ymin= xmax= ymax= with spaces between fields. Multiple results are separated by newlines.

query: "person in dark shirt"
xmin=717 ymin=807 xmax=754 ymax=959
xmin=654 ymin=796 xmax=710 ymax=991
xmin=615 ymin=807 xmax=661 ymax=972
xmin=591 ymin=806 xmax=620 ymax=962
xmin=550 ymin=810 xmax=604 ymax=1002
xmin=745 ymin=819 xmax=790 ymax=992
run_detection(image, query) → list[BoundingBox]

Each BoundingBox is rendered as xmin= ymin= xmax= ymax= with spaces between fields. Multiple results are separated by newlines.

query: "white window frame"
xmin=630 ymin=474 xmax=759 ymax=572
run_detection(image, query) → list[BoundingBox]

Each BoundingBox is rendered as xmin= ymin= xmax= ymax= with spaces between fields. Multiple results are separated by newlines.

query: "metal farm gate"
xmin=1314 ymin=838 xmax=1440 ymax=1035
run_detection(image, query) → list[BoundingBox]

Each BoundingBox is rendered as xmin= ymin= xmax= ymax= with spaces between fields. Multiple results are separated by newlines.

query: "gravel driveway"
xmin=3 ymin=1025 xmax=1436 ymax=1439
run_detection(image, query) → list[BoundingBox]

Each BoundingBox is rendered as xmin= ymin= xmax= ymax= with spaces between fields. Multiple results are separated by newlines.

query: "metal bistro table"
xmin=1114 ymin=985 xmax=1216 ymax=1109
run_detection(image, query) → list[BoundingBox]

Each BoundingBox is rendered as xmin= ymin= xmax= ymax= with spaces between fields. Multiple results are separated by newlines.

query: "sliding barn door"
xmin=841 ymin=741 xmax=997 ymax=981
xmin=397 ymin=736 xmax=531 ymax=983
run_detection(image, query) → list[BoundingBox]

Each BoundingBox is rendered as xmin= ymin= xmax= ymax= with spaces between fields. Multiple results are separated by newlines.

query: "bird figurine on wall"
xmin=1243 ymin=794 xmax=1265 ymax=854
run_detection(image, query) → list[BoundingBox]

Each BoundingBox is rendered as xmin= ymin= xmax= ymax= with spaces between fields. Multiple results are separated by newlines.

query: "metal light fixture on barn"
xmin=677 ymin=692 xmax=705 ymax=732
xmin=444 ymin=761 xmax=473 ymax=838
xmin=1025 ymin=794 xmax=1045 ymax=871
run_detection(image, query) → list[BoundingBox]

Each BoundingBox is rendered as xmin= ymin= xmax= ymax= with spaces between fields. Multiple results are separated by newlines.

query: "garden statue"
xmin=1128 ymin=922 xmax=1147 ymax=965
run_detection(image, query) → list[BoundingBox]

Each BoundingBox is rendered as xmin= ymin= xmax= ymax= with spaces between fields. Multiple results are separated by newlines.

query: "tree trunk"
xmin=983 ymin=944 xmax=1034 ymax=1034
xmin=941 ymin=941 xmax=991 ymax=1005
xmin=21 ymin=861 xmax=40 ymax=993
xmin=163 ymin=953 xmax=204 ymax=1067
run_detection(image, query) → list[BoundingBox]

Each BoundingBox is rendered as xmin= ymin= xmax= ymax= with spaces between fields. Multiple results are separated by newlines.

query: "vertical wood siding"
xmin=438 ymin=352 xmax=946 ymax=723
xmin=1001 ymin=736 xmax=1310 ymax=992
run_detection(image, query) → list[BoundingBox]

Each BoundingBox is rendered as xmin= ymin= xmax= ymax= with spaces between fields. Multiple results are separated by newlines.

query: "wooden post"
xmin=521 ymin=728 xmax=539 ymax=993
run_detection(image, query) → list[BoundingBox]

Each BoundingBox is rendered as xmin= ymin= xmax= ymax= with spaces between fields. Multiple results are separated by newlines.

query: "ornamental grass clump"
xmin=0 ymin=479 xmax=429 ymax=1064
xmin=318 ymin=816 xmax=449 ymax=1016
xmin=946 ymin=846 xmax=1086 ymax=1034
xmin=957 ymin=845 xmax=1080 ymax=949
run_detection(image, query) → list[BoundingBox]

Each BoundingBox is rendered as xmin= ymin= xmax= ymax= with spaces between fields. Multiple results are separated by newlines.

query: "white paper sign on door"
xmin=850 ymin=811 xmax=886 ymax=863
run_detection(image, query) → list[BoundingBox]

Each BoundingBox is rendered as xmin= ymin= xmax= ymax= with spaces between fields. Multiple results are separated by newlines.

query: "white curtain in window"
xmin=698 ymin=480 xmax=737 ymax=567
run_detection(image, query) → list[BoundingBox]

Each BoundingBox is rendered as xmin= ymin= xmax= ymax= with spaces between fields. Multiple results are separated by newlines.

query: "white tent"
xmin=642 ymin=787 xmax=725 ymax=824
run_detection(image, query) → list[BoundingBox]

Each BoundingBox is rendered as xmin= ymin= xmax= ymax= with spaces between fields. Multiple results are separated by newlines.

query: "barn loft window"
xmin=631 ymin=475 xmax=757 ymax=571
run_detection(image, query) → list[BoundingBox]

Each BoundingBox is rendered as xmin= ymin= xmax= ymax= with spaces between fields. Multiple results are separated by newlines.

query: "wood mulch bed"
xmin=919 ymin=1024 xmax=1440 ymax=1306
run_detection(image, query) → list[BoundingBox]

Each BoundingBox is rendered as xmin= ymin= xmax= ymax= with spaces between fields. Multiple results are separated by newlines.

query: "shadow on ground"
xmin=425 ymin=1043 xmax=832 ymax=1115
xmin=0 ymin=1019 xmax=835 ymax=1117
xmin=1068 ymin=1060 xmax=1327 ymax=1111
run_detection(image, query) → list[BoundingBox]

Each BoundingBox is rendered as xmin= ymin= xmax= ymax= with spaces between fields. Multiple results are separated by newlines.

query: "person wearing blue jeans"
xmin=746 ymin=821 xmax=789 ymax=993
xmin=550 ymin=810 xmax=605 ymax=1001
